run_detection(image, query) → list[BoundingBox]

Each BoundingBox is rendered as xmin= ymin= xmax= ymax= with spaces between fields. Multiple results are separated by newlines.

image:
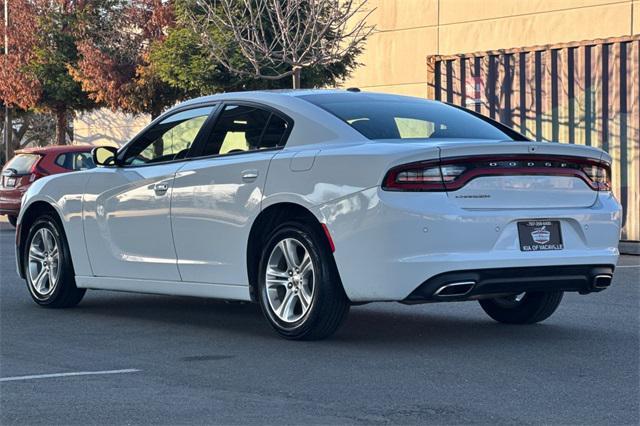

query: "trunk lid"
xmin=436 ymin=141 xmax=606 ymax=209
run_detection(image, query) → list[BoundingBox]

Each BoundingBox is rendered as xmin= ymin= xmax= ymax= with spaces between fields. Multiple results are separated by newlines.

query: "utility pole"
xmin=3 ymin=0 xmax=10 ymax=165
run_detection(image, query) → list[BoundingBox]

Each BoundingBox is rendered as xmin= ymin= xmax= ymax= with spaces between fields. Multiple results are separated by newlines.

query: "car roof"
xmin=15 ymin=145 xmax=94 ymax=155
xmin=171 ymin=89 xmax=428 ymax=111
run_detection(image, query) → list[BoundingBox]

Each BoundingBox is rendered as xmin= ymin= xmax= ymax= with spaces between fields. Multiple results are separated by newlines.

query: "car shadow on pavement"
xmin=74 ymin=293 xmax=271 ymax=338
xmin=68 ymin=292 xmax=608 ymax=348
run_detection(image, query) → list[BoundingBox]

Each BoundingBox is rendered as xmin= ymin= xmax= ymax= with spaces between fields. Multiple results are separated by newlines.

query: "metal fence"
xmin=427 ymin=35 xmax=640 ymax=241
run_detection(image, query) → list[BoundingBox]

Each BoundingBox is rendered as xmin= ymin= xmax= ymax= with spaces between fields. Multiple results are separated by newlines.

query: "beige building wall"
xmin=75 ymin=0 xmax=638 ymax=144
xmin=342 ymin=0 xmax=638 ymax=97
xmin=74 ymin=110 xmax=150 ymax=147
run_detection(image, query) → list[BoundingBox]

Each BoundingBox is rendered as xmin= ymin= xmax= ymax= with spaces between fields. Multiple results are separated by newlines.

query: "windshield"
xmin=300 ymin=93 xmax=527 ymax=141
xmin=3 ymin=154 xmax=41 ymax=175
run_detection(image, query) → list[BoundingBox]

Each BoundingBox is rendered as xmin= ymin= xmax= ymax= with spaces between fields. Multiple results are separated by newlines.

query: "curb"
xmin=619 ymin=241 xmax=640 ymax=256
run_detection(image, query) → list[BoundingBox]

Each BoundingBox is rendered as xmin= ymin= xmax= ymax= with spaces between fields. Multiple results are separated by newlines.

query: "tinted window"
xmin=4 ymin=154 xmax=40 ymax=175
xmin=301 ymin=93 xmax=526 ymax=141
xmin=55 ymin=152 xmax=95 ymax=170
xmin=201 ymin=105 xmax=288 ymax=156
xmin=261 ymin=115 xmax=289 ymax=148
xmin=123 ymin=106 xmax=214 ymax=166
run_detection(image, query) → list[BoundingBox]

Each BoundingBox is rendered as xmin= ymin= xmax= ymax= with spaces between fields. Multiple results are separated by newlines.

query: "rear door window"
xmin=199 ymin=105 xmax=290 ymax=157
xmin=3 ymin=154 xmax=40 ymax=175
xmin=55 ymin=152 xmax=96 ymax=170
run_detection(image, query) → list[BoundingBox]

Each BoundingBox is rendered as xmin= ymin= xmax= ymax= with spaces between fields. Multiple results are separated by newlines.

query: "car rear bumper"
xmin=403 ymin=264 xmax=615 ymax=303
xmin=318 ymin=188 xmax=622 ymax=302
xmin=0 ymin=188 xmax=24 ymax=215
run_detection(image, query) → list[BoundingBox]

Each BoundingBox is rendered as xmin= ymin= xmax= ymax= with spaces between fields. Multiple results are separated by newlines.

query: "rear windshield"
xmin=4 ymin=154 xmax=40 ymax=175
xmin=300 ymin=93 xmax=527 ymax=141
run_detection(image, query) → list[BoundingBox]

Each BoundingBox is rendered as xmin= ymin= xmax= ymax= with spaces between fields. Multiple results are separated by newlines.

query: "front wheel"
xmin=479 ymin=291 xmax=563 ymax=324
xmin=23 ymin=214 xmax=86 ymax=308
xmin=257 ymin=221 xmax=349 ymax=340
xmin=7 ymin=215 xmax=17 ymax=227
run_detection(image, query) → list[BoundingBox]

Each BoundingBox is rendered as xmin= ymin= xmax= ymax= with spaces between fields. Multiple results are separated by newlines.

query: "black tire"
xmin=479 ymin=291 xmax=563 ymax=324
xmin=7 ymin=215 xmax=17 ymax=227
xmin=23 ymin=214 xmax=86 ymax=308
xmin=257 ymin=220 xmax=350 ymax=340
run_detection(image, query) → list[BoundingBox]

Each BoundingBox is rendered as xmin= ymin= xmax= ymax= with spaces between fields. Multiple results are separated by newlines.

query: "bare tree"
xmin=189 ymin=0 xmax=374 ymax=88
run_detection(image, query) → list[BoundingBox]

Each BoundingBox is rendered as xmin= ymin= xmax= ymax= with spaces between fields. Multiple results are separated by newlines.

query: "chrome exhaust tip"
xmin=434 ymin=281 xmax=476 ymax=297
xmin=593 ymin=274 xmax=612 ymax=289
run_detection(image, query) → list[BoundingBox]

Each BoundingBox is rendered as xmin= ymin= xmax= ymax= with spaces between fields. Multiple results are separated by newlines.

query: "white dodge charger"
xmin=15 ymin=90 xmax=622 ymax=339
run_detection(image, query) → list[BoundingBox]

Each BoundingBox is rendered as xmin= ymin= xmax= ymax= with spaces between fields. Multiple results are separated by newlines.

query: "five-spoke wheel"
xmin=258 ymin=221 xmax=349 ymax=340
xmin=27 ymin=228 xmax=61 ymax=297
xmin=265 ymin=238 xmax=315 ymax=323
xmin=24 ymin=214 xmax=85 ymax=307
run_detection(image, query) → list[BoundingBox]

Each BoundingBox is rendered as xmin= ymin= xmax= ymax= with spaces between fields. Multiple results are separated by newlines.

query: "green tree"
xmin=27 ymin=0 xmax=95 ymax=145
xmin=151 ymin=0 xmax=371 ymax=94
xmin=71 ymin=0 xmax=186 ymax=119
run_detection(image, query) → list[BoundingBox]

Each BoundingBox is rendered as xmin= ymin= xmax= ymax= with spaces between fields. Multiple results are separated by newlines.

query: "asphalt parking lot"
xmin=0 ymin=220 xmax=638 ymax=425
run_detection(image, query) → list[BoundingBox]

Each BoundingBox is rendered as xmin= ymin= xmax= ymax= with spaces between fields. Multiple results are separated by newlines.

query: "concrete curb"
xmin=619 ymin=241 xmax=640 ymax=256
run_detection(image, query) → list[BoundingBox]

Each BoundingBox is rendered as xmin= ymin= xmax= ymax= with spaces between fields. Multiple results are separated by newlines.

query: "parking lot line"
xmin=0 ymin=369 xmax=140 ymax=382
xmin=616 ymin=265 xmax=639 ymax=268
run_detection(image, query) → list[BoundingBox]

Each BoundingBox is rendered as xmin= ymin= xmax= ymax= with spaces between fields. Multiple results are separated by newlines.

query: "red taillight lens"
xmin=582 ymin=164 xmax=611 ymax=191
xmin=383 ymin=162 xmax=467 ymax=191
xmin=383 ymin=156 xmax=611 ymax=192
xmin=28 ymin=162 xmax=45 ymax=183
xmin=440 ymin=165 xmax=467 ymax=182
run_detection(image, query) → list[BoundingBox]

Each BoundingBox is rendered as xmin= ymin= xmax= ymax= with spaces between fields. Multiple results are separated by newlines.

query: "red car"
xmin=1 ymin=145 xmax=96 ymax=227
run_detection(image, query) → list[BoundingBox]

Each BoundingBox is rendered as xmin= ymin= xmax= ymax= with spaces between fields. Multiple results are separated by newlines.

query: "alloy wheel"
xmin=265 ymin=238 xmax=315 ymax=323
xmin=28 ymin=228 xmax=60 ymax=297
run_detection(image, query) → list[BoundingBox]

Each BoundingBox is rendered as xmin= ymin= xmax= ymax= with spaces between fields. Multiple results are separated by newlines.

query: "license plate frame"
xmin=517 ymin=220 xmax=564 ymax=251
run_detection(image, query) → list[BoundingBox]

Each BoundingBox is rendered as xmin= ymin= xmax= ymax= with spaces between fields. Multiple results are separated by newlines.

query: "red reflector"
xmin=321 ymin=223 xmax=335 ymax=252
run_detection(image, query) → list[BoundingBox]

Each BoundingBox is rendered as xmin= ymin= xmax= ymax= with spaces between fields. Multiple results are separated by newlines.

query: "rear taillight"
xmin=28 ymin=162 xmax=45 ymax=183
xmin=383 ymin=156 xmax=612 ymax=192
xmin=384 ymin=161 xmax=445 ymax=191
xmin=582 ymin=164 xmax=611 ymax=191
xmin=383 ymin=162 xmax=468 ymax=191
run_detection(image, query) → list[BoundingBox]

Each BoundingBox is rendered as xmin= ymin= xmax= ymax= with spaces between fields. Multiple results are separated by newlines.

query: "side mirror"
xmin=92 ymin=146 xmax=119 ymax=167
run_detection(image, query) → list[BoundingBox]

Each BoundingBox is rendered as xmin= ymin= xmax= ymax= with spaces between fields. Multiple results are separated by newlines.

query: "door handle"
xmin=241 ymin=169 xmax=259 ymax=182
xmin=153 ymin=182 xmax=169 ymax=195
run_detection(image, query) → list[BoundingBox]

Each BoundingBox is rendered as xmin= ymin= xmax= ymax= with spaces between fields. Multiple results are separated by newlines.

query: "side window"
xmin=261 ymin=115 xmax=289 ymax=148
xmin=55 ymin=153 xmax=72 ymax=169
xmin=201 ymin=105 xmax=289 ymax=157
xmin=55 ymin=152 xmax=94 ymax=170
xmin=122 ymin=106 xmax=214 ymax=166
xmin=72 ymin=153 xmax=95 ymax=170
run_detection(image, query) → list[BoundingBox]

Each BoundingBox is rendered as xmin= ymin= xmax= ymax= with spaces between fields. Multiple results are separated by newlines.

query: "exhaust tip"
xmin=593 ymin=274 xmax=612 ymax=289
xmin=434 ymin=281 xmax=476 ymax=297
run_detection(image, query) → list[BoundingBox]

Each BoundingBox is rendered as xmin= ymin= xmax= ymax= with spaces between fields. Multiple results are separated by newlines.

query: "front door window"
xmin=123 ymin=106 xmax=214 ymax=166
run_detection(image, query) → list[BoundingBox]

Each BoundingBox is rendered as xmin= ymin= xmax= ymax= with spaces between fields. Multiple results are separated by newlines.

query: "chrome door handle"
xmin=241 ymin=170 xmax=259 ymax=182
xmin=153 ymin=182 xmax=169 ymax=195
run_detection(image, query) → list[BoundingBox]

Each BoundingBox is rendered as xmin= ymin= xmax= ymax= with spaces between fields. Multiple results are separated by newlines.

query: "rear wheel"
xmin=7 ymin=215 xmax=17 ymax=227
xmin=479 ymin=291 xmax=563 ymax=324
xmin=24 ymin=215 xmax=85 ymax=308
xmin=257 ymin=221 xmax=349 ymax=340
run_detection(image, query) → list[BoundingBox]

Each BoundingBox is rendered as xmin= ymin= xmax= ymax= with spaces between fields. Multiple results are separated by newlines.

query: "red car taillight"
xmin=382 ymin=156 xmax=612 ymax=192
xmin=383 ymin=161 xmax=466 ymax=191
xmin=581 ymin=164 xmax=611 ymax=191
xmin=28 ymin=163 xmax=46 ymax=183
